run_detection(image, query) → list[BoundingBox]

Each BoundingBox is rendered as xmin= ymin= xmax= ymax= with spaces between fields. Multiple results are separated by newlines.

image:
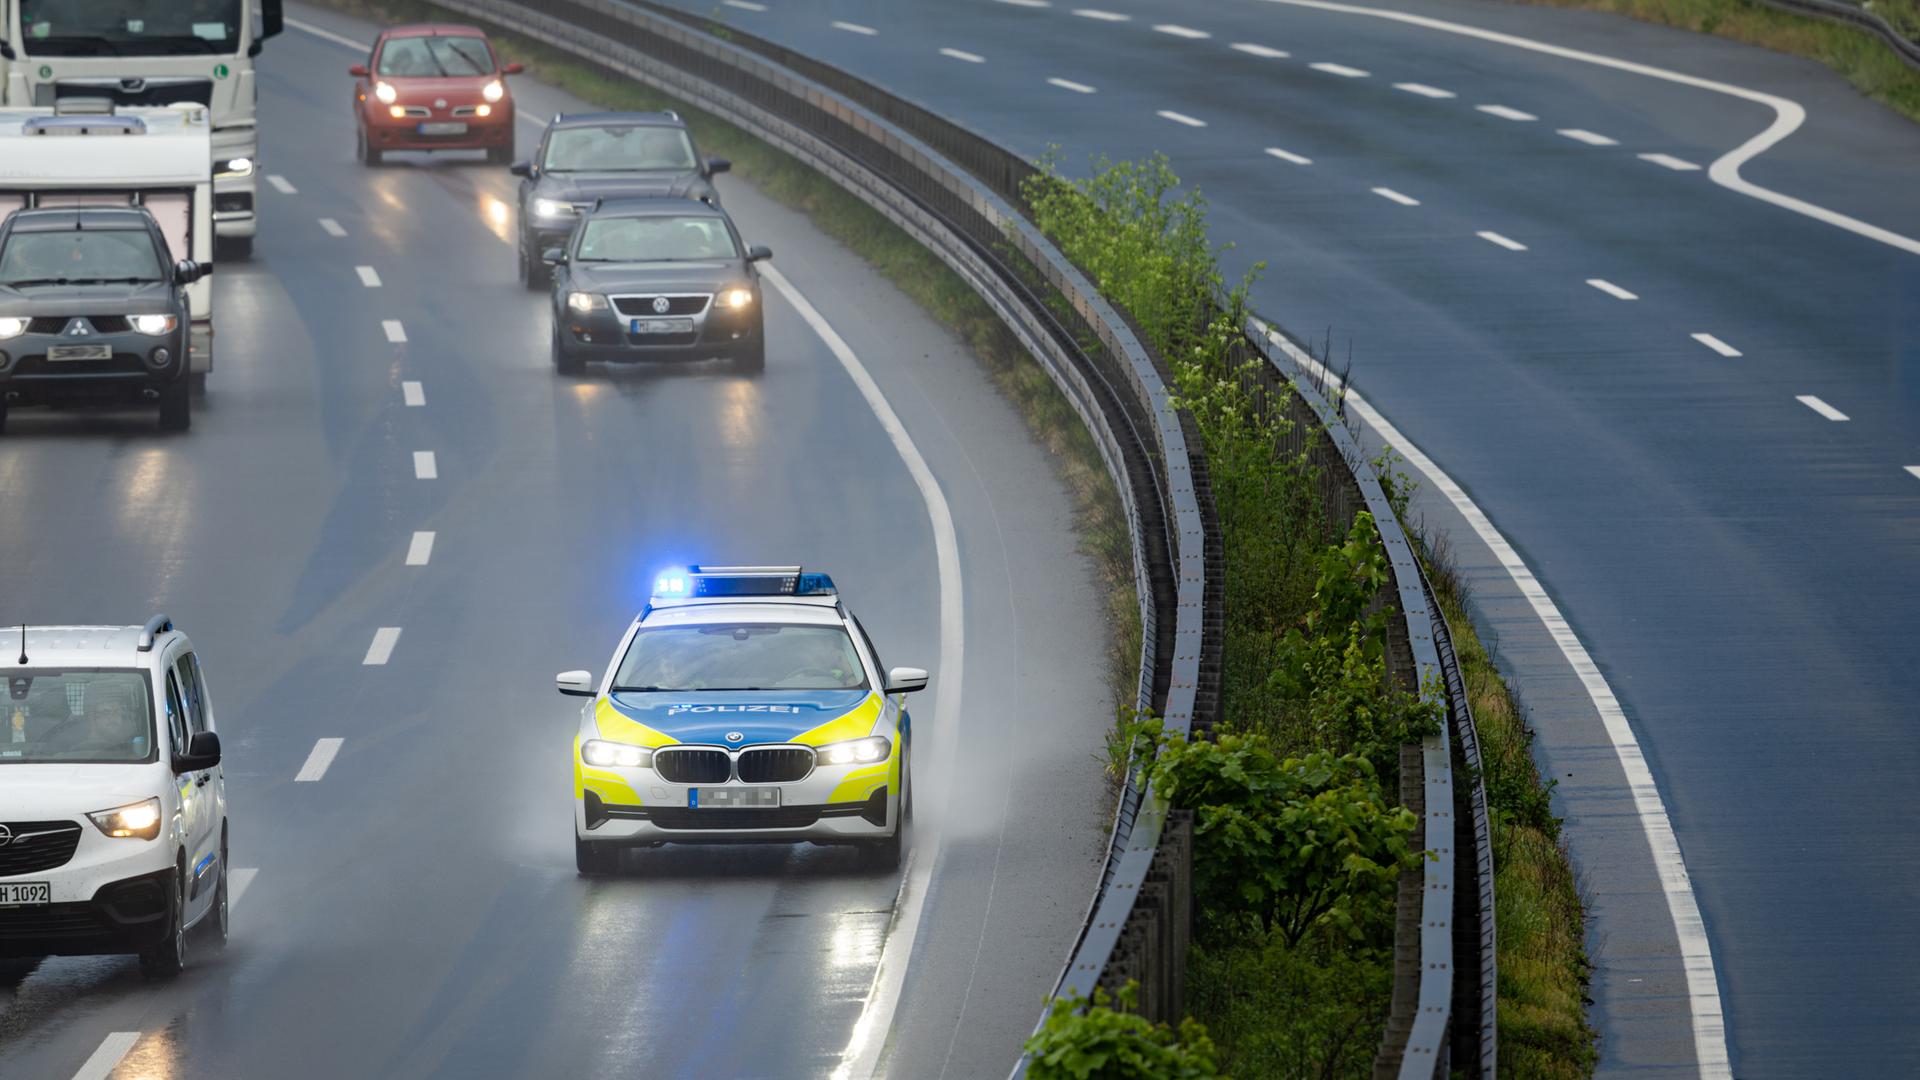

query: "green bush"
xmin=1190 ymin=930 xmax=1391 ymax=1080
xmin=1023 ymin=984 xmax=1222 ymax=1080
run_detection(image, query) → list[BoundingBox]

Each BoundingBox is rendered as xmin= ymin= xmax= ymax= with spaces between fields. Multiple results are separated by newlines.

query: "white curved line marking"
xmin=1259 ymin=0 xmax=1920 ymax=257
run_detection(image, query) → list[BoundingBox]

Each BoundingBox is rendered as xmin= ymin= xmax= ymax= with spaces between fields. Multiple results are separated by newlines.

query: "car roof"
xmin=549 ymin=111 xmax=687 ymax=131
xmin=7 ymin=207 xmax=154 ymax=233
xmin=382 ymin=23 xmax=487 ymax=39
xmin=640 ymin=601 xmax=846 ymax=629
xmin=586 ymin=196 xmax=728 ymax=220
xmin=1 ymin=625 xmax=182 ymax=666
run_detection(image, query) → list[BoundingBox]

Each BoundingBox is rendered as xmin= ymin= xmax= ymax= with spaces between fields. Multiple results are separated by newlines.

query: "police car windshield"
xmin=2 ymin=670 xmax=156 ymax=765
xmin=0 ymin=230 xmax=164 ymax=285
xmin=575 ymin=216 xmax=737 ymax=263
xmin=543 ymin=126 xmax=696 ymax=172
xmin=613 ymin=625 xmax=868 ymax=692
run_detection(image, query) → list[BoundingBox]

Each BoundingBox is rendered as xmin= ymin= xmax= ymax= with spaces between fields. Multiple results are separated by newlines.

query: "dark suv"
xmin=0 ymin=208 xmax=208 ymax=433
xmin=510 ymin=112 xmax=730 ymax=288
xmin=545 ymin=197 xmax=770 ymax=374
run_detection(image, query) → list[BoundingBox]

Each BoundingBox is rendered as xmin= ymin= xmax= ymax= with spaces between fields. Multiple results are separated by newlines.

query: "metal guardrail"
xmin=1756 ymin=0 xmax=1920 ymax=69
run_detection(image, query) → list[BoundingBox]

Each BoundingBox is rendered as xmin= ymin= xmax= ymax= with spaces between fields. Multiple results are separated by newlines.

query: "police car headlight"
xmin=88 ymin=797 xmax=162 ymax=841
xmin=567 ymin=291 xmax=606 ymax=314
xmin=0 ymin=317 xmax=26 ymax=339
xmin=131 ymin=314 xmax=178 ymax=336
xmin=533 ymin=198 xmax=571 ymax=219
xmin=482 ymin=79 xmax=506 ymax=103
xmin=582 ymin=740 xmax=653 ymax=769
xmin=717 ymin=288 xmax=754 ymax=309
xmin=815 ymin=736 xmax=890 ymax=767
xmin=374 ymin=81 xmax=399 ymax=104
xmin=215 ymin=156 xmax=254 ymax=178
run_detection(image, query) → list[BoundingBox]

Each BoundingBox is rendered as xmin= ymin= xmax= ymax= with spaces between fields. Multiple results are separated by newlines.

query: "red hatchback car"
xmin=350 ymin=24 xmax=523 ymax=165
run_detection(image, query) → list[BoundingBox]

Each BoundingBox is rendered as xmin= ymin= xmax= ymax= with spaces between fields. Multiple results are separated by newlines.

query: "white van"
xmin=0 ymin=616 xmax=228 ymax=977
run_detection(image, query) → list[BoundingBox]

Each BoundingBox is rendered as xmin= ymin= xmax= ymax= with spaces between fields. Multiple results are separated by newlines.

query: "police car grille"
xmin=610 ymin=295 xmax=709 ymax=316
xmin=649 ymin=807 xmax=822 ymax=830
xmin=737 ymin=747 xmax=814 ymax=783
xmin=654 ymin=748 xmax=731 ymax=784
xmin=0 ymin=821 xmax=83 ymax=876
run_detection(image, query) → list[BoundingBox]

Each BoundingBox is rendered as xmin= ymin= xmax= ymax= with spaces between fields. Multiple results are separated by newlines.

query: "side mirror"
xmin=885 ymin=666 xmax=929 ymax=694
xmin=746 ymin=245 xmax=772 ymax=263
xmin=173 ymin=730 xmax=222 ymax=773
xmin=508 ymin=160 xmax=533 ymax=178
xmin=556 ymin=670 xmax=595 ymax=697
xmin=260 ymin=0 xmax=284 ymax=40
xmin=349 ymin=64 xmax=369 ymax=77
xmin=706 ymin=156 xmax=731 ymax=176
xmin=503 ymin=62 xmax=525 ymax=75
xmin=174 ymin=259 xmax=207 ymax=283
xmin=541 ymin=247 xmax=566 ymax=266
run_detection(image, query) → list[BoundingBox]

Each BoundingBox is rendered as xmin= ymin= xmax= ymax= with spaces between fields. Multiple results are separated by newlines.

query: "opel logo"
xmin=121 ymin=77 xmax=145 ymax=92
xmin=651 ymin=297 xmax=671 ymax=314
xmin=65 ymin=319 xmax=90 ymax=337
xmin=0 ymin=825 xmax=12 ymax=848
xmin=724 ymin=731 xmax=744 ymax=743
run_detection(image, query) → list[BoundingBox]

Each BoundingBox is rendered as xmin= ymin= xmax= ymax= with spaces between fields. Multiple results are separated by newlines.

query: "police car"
xmin=561 ymin=567 xmax=924 ymax=874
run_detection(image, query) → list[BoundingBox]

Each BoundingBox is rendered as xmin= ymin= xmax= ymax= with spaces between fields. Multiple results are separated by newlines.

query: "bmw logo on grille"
xmin=724 ymin=731 xmax=744 ymax=743
xmin=651 ymin=296 xmax=671 ymax=314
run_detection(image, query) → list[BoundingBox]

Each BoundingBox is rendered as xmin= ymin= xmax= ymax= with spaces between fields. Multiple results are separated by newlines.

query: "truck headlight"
xmin=581 ymin=740 xmax=652 ymax=769
xmin=215 ymin=156 xmax=254 ymax=178
xmin=482 ymin=79 xmax=506 ymax=103
xmin=88 ymin=797 xmax=162 ymax=840
xmin=131 ymin=314 xmax=178 ymax=335
xmin=0 ymin=317 xmax=25 ymax=339
xmin=717 ymin=288 xmax=754 ymax=309
xmin=567 ymin=291 xmax=606 ymax=314
xmin=815 ymin=736 xmax=890 ymax=767
xmin=374 ymin=81 xmax=398 ymax=105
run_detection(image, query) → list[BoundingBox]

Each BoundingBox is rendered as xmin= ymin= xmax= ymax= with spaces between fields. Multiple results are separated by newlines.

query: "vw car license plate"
xmin=46 ymin=344 xmax=112 ymax=362
xmin=629 ymin=318 xmax=693 ymax=335
xmin=418 ymin=121 xmax=468 ymax=135
xmin=690 ymin=787 xmax=780 ymax=809
xmin=0 ymin=882 xmax=50 ymax=907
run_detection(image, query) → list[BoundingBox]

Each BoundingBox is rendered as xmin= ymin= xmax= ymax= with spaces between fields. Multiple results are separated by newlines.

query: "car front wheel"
xmin=575 ymin=834 xmax=618 ymax=876
xmin=553 ymin=326 xmax=584 ymax=376
xmin=138 ymin=865 xmax=188 ymax=979
xmin=158 ymin=379 xmax=191 ymax=431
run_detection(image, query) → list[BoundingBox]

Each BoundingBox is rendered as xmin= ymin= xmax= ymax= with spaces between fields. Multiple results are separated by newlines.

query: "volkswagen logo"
xmin=651 ymin=296 xmax=671 ymax=314
xmin=0 ymin=825 xmax=12 ymax=848
xmin=64 ymin=319 xmax=91 ymax=337
xmin=724 ymin=731 xmax=744 ymax=744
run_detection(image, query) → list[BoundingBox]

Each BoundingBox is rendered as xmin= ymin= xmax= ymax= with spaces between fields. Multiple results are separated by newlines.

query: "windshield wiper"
xmin=1 ymin=277 xmax=73 ymax=287
xmin=32 ymin=35 xmax=126 ymax=56
xmin=156 ymin=37 xmax=221 ymax=54
xmin=610 ymin=685 xmax=669 ymax=693
xmin=75 ymin=276 xmax=160 ymax=284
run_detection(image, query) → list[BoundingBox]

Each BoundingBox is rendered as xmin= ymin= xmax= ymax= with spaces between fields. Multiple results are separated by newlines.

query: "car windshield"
xmin=376 ymin=34 xmax=494 ymax=77
xmin=18 ymin=0 xmax=243 ymax=55
xmin=1 ymin=670 xmax=156 ymax=765
xmin=0 ymin=229 xmax=164 ymax=285
xmin=613 ymin=624 xmax=868 ymax=692
xmin=543 ymin=126 xmax=697 ymax=172
xmin=575 ymin=216 xmax=737 ymax=262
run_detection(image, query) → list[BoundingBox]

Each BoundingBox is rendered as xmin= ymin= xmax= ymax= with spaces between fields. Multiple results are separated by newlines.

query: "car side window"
xmin=163 ymin=671 xmax=189 ymax=758
xmin=175 ymin=654 xmax=209 ymax=735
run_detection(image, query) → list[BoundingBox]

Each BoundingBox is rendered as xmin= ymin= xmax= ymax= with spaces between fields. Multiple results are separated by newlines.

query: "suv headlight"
xmin=482 ymin=79 xmax=506 ymax=103
xmin=374 ymin=81 xmax=398 ymax=104
xmin=815 ymin=736 xmax=890 ymax=767
xmin=0 ymin=317 xmax=25 ymax=339
xmin=88 ymin=797 xmax=162 ymax=840
xmin=131 ymin=314 xmax=178 ymax=336
xmin=567 ymin=291 xmax=606 ymax=314
xmin=717 ymin=288 xmax=754 ymax=309
xmin=581 ymin=740 xmax=652 ymax=769
xmin=215 ymin=155 xmax=254 ymax=178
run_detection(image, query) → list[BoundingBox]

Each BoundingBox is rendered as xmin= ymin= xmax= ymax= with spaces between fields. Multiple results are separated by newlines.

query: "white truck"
xmin=0 ymin=103 xmax=218 ymax=379
xmin=0 ymin=0 xmax=282 ymax=258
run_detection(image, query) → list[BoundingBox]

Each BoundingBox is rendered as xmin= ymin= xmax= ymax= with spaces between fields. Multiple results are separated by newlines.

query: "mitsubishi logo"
xmin=64 ymin=319 xmax=91 ymax=337
xmin=651 ymin=297 xmax=671 ymax=314
xmin=0 ymin=825 xmax=12 ymax=848
xmin=724 ymin=731 xmax=744 ymax=744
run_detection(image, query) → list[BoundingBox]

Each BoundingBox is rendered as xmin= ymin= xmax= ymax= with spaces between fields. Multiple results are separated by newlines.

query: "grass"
xmin=1511 ymin=0 xmax=1920 ymax=122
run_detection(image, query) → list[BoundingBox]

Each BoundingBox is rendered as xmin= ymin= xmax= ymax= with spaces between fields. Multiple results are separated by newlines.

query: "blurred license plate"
xmin=630 ymin=318 xmax=693 ymax=335
xmin=418 ymin=121 xmax=467 ymax=135
xmin=47 ymin=344 xmax=112 ymax=362
xmin=690 ymin=787 xmax=779 ymax=809
xmin=0 ymin=882 xmax=49 ymax=907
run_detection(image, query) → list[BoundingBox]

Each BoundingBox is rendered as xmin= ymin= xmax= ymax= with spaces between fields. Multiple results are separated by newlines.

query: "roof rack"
xmin=136 ymin=614 xmax=173 ymax=652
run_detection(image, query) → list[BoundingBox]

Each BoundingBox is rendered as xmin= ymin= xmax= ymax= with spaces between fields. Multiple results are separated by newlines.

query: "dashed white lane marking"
xmin=1310 ymin=61 xmax=1369 ymax=77
xmin=722 ymin=0 xmax=767 ymax=9
xmin=402 ymin=380 xmax=425 ymax=407
xmin=319 ymin=217 xmax=347 ymax=237
xmin=1153 ymin=23 xmax=1212 ymax=38
xmin=1394 ymin=81 xmax=1456 ymax=98
xmin=1072 ymin=8 xmax=1131 ymax=19
xmin=284 ymin=15 xmax=368 ymax=51
xmin=1047 ymin=77 xmax=1097 ymax=93
xmin=229 ymin=868 xmax=259 ymax=910
xmin=1372 ymin=186 xmax=1420 ymax=206
xmin=1265 ymin=146 xmax=1313 ymax=165
xmin=1477 ymin=104 xmax=1537 ymax=121
xmin=383 ymin=320 xmax=407 ymax=343
xmin=1640 ymin=152 xmax=1703 ymax=171
xmin=406 ymin=531 xmax=436 ymax=566
xmin=995 ymin=0 xmax=1051 ymax=6
xmin=355 ymin=265 xmax=382 ymax=288
xmin=266 ymin=174 xmax=298 ymax=194
xmin=940 ymin=47 xmax=985 ymax=62
xmin=1478 ymin=230 xmax=1528 ymax=251
xmin=1558 ymin=127 xmax=1619 ymax=146
xmin=1230 ymin=42 xmax=1290 ymax=58
xmin=296 ymin=738 xmax=345 ymax=780
xmin=1158 ymin=109 xmax=1207 ymax=127
xmin=1691 ymin=332 xmax=1742 ymax=357
xmin=363 ymin=628 xmax=403 ymax=666
xmin=1905 ymin=466 xmax=1920 ymax=480
xmin=1796 ymin=394 xmax=1849 ymax=421
xmin=72 ymin=1033 xmax=141 ymax=1080
xmin=413 ymin=451 xmax=437 ymax=479
xmin=1586 ymin=278 xmax=1639 ymax=300
xmin=830 ymin=20 xmax=877 ymax=35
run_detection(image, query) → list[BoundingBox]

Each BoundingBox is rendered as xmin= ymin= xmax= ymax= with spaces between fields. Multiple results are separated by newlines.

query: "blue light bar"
xmin=651 ymin=565 xmax=837 ymax=599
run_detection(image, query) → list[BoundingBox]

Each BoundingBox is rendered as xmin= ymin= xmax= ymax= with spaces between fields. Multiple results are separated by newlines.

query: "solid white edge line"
xmin=1309 ymin=61 xmax=1369 ymax=76
xmin=1255 ymin=315 xmax=1730 ymax=1078
xmin=266 ymin=174 xmax=298 ymax=194
xmin=1372 ymin=186 xmax=1420 ymax=206
xmin=1230 ymin=42 xmax=1290 ymax=58
xmin=383 ymin=319 xmax=407 ymax=343
xmin=1557 ymin=127 xmax=1619 ymax=146
xmin=363 ymin=628 xmax=402 ymax=666
xmin=1153 ymin=24 xmax=1212 ymax=39
xmin=295 ymin=737 xmax=344 ymax=781
xmin=758 ymin=266 xmax=963 ymax=1080
xmin=1393 ymin=81 xmax=1456 ymax=98
xmin=1690 ymin=333 xmax=1742 ymax=358
xmin=406 ymin=531 xmax=436 ymax=566
xmin=1265 ymin=146 xmax=1312 ymax=165
xmin=228 ymin=868 xmax=259 ymax=910
xmin=355 ymin=265 xmax=382 ymax=288
xmin=1157 ymin=109 xmax=1207 ymax=127
xmin=318 ymin=217 xmax=347 ymax=237
xmin=1477 ymin=103 xmax=1537 ymax=121
xmin=1256 ymin=0 xmax=1920 ymax=259
xmin=1640 ymin=152 xmax=1703 ymax=171
xmin=284 ymin=15 xmax=369 ymax=51
xmin=1587 ymin=277 xmax=1639 ymax=300
xmin=413 ymin=451 xmax=437 ymax=479
xmin=402 ymin=380 xmax=425 ymax=406
xmin=830 ymin=20 xmax=877 ymax=35
xmin=1795 ymin=394 xmax=1849 ymax=421
xmin=1477 ymin=230 xmax=1527 ymax=251
xmin=72 ymin=1033 xmax=141 ymax=1080
xmin=1047 ymin=77 xmax=1096 ymax=93
xmin=939 ymin=47 xmax=985 ymax=63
